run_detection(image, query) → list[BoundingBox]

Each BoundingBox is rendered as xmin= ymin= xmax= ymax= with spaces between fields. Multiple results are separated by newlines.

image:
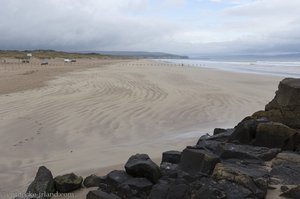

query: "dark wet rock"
xmin=160 ymin=162 xmax=180 ymax=177
xmin=270 ymin=152 xmax=300 ymax=185
xmin=148 ymin=183 xmax=190 ymax=199
xmin=83 ymin=174 xmax=106 ymax=188
xmin=125 ymin=154 xmax=161 ymax=183
xmin=198 ymin=129 xmax=234 ymax=143
xmin=280 ymin=185 xmax=300 ymax=199
xmin=106 ymin=170 xmax=132 ymax=188
xmin=228 ymin=115 xmax=300 ymax=150
xmin=254 ymin=78 xmax=300 ymax=129
xmin=219 ymin=180 xmax=254 ymax=199
xmin=26 ymin=166 xmax=56 ymax=199
xmin=212 ymin=162 xmax=269 ymax=198
xmin=86 ymin=190 xmax=122 ymax=199
xmin=116 ymin=178 xmax=153 ymax=198
xmin=122 ymin=177 xmax=153 ymax=192
xmin=195 ymin=140 xmax=223 ymax=154
xmin=190 ymin=178 xmax=226 ymax=199
xmin=148 ymin=183 xmax=169 ymax=199
xmin=167 ymin=184 xmax=190 ymax=199
xmin=162 ymin=150 xmax=181 ymax=164
xmin=180 ymin=148 xmax=220 ymax=175
xmin=254 ymin=122 xmax=300 ymax=150
xmin=228 ymin=117 xmax=267 ymax=144
xmin=218 ymin=143 xmax=280 ymax=161
xmin=54 ymin=173 xmax=83 ymax=193
xmin=213 ymin=128 xmax=227 ymax=135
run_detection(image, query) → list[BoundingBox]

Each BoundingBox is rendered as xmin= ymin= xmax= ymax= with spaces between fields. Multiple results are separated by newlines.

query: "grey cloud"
xmin=0 ymin=0 xmax=300 ymax=55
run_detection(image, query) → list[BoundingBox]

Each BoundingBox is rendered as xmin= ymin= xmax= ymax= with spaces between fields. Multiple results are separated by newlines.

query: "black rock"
xmin=26 ymin=166 xmax=56 ymax=199
xmin=125 ymin=154 xmax=161 ymax=183
xmin=218 ymin=143 xmax=280 ymax=161
xmin=191 ymin=181 xmax=226 ymax=199
xmin=149 ymin=182 xmax=190 ymax=199
xmin=197 ymin=129 xmax=234 ymax=144
xmin=219 ymin=180 xmax=254 ymax=199
xmin=162 ymin=150 xmax=182 ymax=164
xmin=106 ymin=170 xmax=132 ymax=188
xmin=167 ymin=184 xmax=190 ymax=199
xmin=195 ymin=139 xmax=223 ymax=155
xmin=86 ymin=190 xmax=122 ymax=199
xmin=83 ymin=174 xmax=106 ymax=188
xmin=213 ymin=128 xmax=227 ymax=135
xmin=228 ymin=117 xmax=267 ymax=144
xmin=121 ymin=177 xmax=153 ymax=192
xmin=270 ymin=152 xmax=300 ymax=185
xmin=180 ymin=148 xmax=220 ymax=175
xmin=280 ymin=185 xmax=300 ymax=199
xmin=148 ymin=183 xmax=169 ymax=199
xmin=54 ymin=173 xmax=83 ymax=193
xmin=254 ymin=122 xmax=300 ymax=150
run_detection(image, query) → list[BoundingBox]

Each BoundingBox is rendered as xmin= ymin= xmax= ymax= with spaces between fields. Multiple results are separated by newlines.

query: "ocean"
xmin=160 ymin=58 xmax=300 ymax=78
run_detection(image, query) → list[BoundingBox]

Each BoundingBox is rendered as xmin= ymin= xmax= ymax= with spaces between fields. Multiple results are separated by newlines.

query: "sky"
xmin=0 ymin=0 xmax=300 ymax=55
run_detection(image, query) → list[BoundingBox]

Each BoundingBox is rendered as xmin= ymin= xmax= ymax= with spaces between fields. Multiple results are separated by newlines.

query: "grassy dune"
xmin=0 ymin=50 xmax=129 ymax=59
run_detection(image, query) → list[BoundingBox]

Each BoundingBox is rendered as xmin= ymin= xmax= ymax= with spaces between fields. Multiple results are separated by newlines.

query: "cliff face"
xmin=19 ymin=78 xmax=300 ymax=199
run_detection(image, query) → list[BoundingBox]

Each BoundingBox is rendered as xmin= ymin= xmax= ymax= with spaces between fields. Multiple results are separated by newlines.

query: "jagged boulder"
xmin=26 ymin=166 xmax=56 ymax=199
xmin=54 ymin=173 xmax=83 ymax=193
xmin=179 ymin=147 xmax=220 ymax=175
xmin=125 ymin=154 xmax=161 ymax=183
xmin=253 ymin=78 xmax=300 ymax=129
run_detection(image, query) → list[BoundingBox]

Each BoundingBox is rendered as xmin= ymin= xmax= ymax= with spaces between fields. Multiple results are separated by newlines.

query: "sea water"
xmin=161 ymin=58 xmax=300 ymax=78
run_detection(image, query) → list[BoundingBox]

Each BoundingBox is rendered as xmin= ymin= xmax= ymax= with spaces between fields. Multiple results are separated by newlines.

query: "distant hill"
xmin=0 ymin=50 xmax=128 ymax=59
xmin=88 ymin=51 xmax=189 ymax=59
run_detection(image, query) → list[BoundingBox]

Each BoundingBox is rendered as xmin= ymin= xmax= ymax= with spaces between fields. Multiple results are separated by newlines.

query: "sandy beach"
xmin=0 ymin=59 xmax=282 ymax=198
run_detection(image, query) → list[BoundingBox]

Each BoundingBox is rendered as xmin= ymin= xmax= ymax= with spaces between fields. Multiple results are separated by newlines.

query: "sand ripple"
xmin=0 ymin=60 xmax=281 ymax=195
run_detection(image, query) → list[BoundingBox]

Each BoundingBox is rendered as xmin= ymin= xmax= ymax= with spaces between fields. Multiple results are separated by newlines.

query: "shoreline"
xmin=0 ymin=59 xmax=282 ymax=196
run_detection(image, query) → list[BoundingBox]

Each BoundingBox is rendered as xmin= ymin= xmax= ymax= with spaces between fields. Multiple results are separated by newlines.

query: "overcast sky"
xmin=0 ymin=0 xmax=300 ymax=55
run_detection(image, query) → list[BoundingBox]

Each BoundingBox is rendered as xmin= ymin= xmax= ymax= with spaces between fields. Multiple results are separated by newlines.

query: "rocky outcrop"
xmin=26 ymin=166 xmax=56 ymax=199
xmin=253 ymin=78 xmax=300 ymax=128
